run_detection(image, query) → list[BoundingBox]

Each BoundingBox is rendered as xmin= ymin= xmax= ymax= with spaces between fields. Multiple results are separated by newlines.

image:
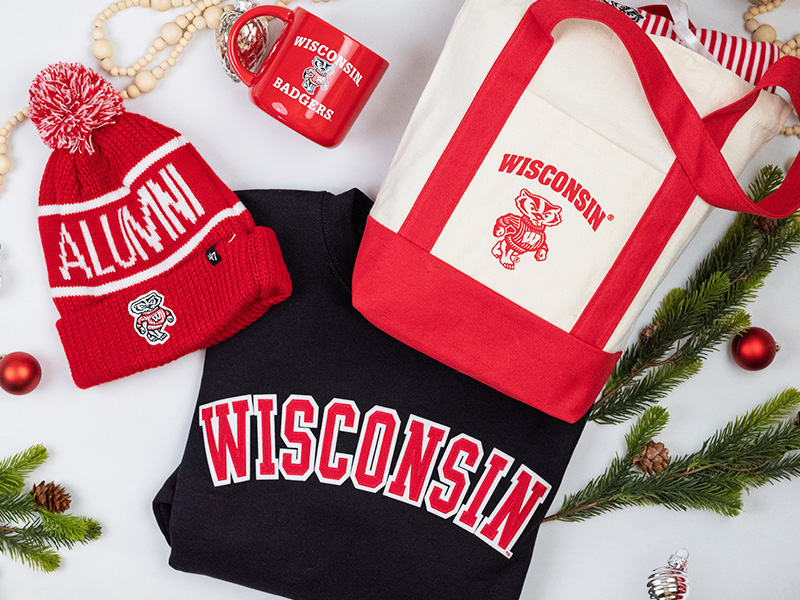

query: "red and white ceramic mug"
xmin=226 ymin=6 xmax=389 ymax=147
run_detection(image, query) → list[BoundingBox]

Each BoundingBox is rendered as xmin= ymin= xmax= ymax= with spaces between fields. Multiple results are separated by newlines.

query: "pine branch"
xmin=0 ymin=530 xmax=61 ymax=572
xmin=651 ymin=273 xmax=734 ymax=340
xmin=747 ymin=164 xmax=784 ymax=202
xmin=676 ymin=311 xmax=752 ymax=362
xmin=743 ymin=453 xmax=800 ymax=487
xmin=590 ymin=165 xmax=800 ymax=424
xmin=606 ymin=273 xmax=733 ymax=387
xmin=592 ymin=310 xmax=751 ymax=424
xmin=594 ymin=276 xmax=742 ymax=422
xmin=82 ymin=518 xmax=102 ymax=543
xmin=0 ymin=445 xmax=47 ymax=496
xmin=0 ymin=445 xmax=101 ymax=572
xmin=0 ymin=493 xmax=39 ymax=526
xmin=546 ymin=390 xmax=800 ymax=523
xmin=698 ymin=388 xmax=800 ymax=459
xmin=593 ymin=360 xmax=702 ymax=425
xmin=625 ymin=406 xmax=669 ymax=456
xmin=545 ymin=456 xmax=632 ymax=522
xmin=38 ymin=510 xmax=100 ymax=546
xmin=13 ymin=518 xmax=100 ymax=552
xmin=687 ymin=164 xmax=784 ymax=289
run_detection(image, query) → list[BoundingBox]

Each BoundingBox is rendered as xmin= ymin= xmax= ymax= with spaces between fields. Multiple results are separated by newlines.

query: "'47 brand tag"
xmin=206 ymin=245 xmax=222 ymax=265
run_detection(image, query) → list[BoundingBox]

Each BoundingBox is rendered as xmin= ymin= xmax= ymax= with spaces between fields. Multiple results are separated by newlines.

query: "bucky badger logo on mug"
xmin=302 ymin=56 xmax=334 ymax=94
xmin=491 ymin=190 xmax=563 ymax=270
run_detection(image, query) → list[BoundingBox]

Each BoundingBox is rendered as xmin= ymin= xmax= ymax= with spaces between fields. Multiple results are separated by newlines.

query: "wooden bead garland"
xmin=742 ymin=0 xmax=800 ymax=139
xmin=94 ymin=0 xmax=227 ymax=100
xmin=0 ymin=0 xmax=330 ymax=195
xmin=0 ymin=106 xmax=28 ymax=195
xmin=91 ymin=0 xmax=331 ymax=98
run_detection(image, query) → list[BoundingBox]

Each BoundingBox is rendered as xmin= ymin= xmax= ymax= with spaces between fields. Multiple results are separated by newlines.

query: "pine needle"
xmin=0 ymin=445 xmax=101 ymax=571
xmin=38 ymin=511 xmax=100 ymax=546
xmin=747 ymin=164 xmax=784 ymax=200
xmin=0 ymin=532 xmax=61 ymax=573
xmin=625 ymin=406 xmax=669 ymax=456
xmin=590 ymin=165 xmax=800 ymax=424
xmin=0 ymin=493 xmax=39 ymax=526
xmin=547 ymin=391 xmax=800 ymax=523
xmin=0 ymin=445 xmax=47 ymax=497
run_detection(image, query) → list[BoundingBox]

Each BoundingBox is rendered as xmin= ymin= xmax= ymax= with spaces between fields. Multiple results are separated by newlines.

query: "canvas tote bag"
xmin=353 ymin=0 xmax=800 ymax=423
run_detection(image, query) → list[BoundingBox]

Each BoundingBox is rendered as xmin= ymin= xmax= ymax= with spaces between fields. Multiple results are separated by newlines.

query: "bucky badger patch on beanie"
xmin=28 ymin=62 xmax=292 ymax=389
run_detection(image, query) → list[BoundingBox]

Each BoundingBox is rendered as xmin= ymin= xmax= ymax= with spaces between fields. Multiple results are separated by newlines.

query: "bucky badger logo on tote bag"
xmin=491 ymin=190 xmax=563 ymax=269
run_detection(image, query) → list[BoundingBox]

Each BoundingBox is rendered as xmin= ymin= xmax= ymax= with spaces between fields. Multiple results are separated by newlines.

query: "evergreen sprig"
xmin=544 ymin=389 xmax=800 ymax=523
xmin=590 ymin=165 xmax=800 ymax=424
xmin=0 ymin=445 xmax=48 ymax=497
xmin=0 ymin=445 xmax=101 ymax=572
xmin=624 ymin=405 xmax=669 ymax=456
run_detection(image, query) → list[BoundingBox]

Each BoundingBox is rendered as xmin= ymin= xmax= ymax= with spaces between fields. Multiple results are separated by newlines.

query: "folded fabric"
xmin=154 ymin=189 xmax=585 ymax=600
xmin=617 ymin=1 xmax=781 ymax=85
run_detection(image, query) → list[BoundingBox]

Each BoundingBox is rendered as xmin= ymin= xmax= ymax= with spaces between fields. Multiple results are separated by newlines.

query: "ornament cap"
xmin=667 ymin=548 xmax=689 ymax=571
xmin=233 ymin=0 xmax=260 ymax=11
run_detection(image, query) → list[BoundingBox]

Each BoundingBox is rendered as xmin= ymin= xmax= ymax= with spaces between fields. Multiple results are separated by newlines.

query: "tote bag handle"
xmin=400 ymin=0 xmax=800 ymax=250
xmin=527 ymin=0 xmax=800 ymax=218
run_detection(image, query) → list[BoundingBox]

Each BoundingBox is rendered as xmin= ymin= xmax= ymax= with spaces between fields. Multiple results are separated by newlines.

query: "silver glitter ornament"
xmin=647 ymin=548 xmax=690 ymax=600
xmin=216 ymin=1 xmax=271 ymax=83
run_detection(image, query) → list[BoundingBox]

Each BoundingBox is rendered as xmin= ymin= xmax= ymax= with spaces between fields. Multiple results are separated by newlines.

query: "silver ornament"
xmin=647 ymin=548 xmax=690 ymax=600
xmin=215 ymin=1 xmax=271 ymax=83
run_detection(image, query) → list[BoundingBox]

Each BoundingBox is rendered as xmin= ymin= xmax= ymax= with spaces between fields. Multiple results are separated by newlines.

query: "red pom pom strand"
xmin=28 ymin=62 xmax=123 ymax=155
xmin=0 ymin=352 xmax=42 ymax=395
xmin=731 ymin=327 xmax=779 ymax=371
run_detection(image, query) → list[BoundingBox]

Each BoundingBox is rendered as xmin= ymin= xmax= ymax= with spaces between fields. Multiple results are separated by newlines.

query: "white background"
xmin=1 ymin=0 xmax=799 ymax=598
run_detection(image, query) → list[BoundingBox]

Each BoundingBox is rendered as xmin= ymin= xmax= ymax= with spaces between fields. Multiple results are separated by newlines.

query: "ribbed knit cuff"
xmin=57 ymin=226 xmax=291 ymax=389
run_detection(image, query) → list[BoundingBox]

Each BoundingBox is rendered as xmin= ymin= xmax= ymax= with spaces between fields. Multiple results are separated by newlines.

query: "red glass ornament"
xmin=731 ymin=327 xmax=778 ymax=371
xmin=0 ymin=352 xmax=42 ymax=395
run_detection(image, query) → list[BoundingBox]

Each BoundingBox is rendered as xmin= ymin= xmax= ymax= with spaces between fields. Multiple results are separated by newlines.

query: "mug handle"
xmin=226 ymin=5 xmax=294 ymax=87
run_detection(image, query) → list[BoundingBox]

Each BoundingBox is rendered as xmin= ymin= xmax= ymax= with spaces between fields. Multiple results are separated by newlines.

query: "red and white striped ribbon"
xmin=638 ymin=7 xmax=780 ymax=85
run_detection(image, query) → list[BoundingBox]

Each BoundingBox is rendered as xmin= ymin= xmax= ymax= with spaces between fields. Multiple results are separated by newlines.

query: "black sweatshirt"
xmin=154 ymin=188 xmax=586 ymax=600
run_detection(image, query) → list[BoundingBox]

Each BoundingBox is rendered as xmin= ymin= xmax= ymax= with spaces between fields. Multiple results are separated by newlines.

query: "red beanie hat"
xmin=29 ymin=63 xmax=291 ymax=388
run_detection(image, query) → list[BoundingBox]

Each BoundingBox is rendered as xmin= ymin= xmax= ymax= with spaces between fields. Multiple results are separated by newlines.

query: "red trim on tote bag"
xmin=356 ymin=0 xmax=800 ymax=420
xmin=353 ymin=217 xmax=621 ymax=423
xmin=569 ymin=164 xmax=696 ymax=348
xmin=571 ymin=101 xmax=749 ymax=349
xmin=397 ymin=12 xmax=550 ymax=251
xmin=399 ymin=0 xmax=800 ymax=256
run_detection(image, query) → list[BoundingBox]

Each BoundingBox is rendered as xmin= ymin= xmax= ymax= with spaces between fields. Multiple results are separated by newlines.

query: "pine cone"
xmin=31 ymin=481 xmax=72 ymax=514
xmin=633 ymin=441 xmax=670 ymax=475
xmin=754 ymin=216 xmax=779 ymax=235
xmin=640 ymin=322 xmax=661 ymax=344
